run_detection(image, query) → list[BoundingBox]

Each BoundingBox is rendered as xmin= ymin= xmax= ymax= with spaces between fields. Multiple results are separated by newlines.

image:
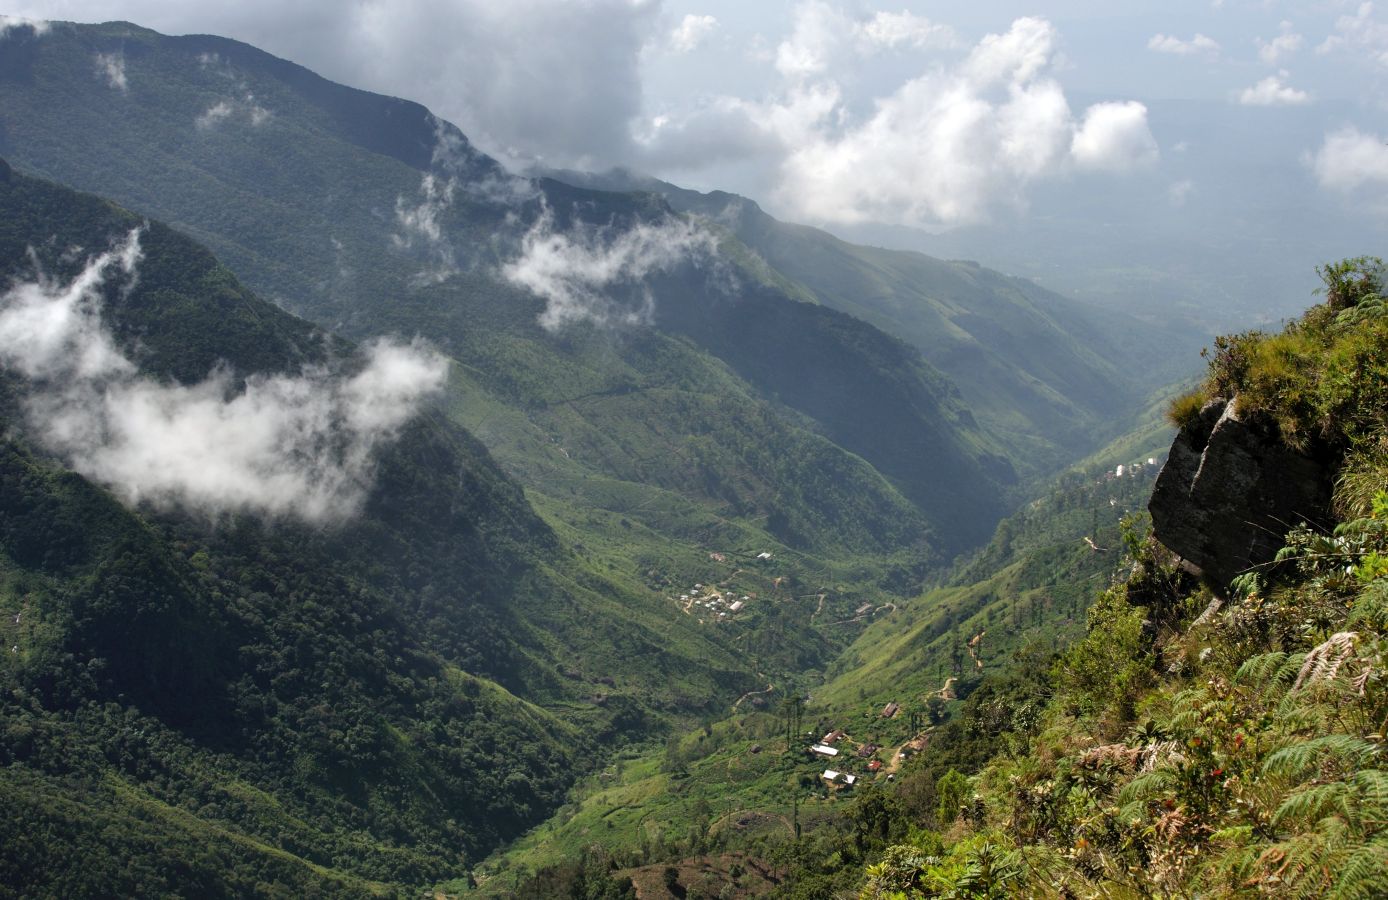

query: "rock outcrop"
xmin=1149 ymin=397 xmax=1336 ymax=593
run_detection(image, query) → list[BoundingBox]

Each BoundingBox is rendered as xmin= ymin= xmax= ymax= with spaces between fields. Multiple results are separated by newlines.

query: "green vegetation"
xmin=483 ymin=263 xmax=1388 ymax=899
xmin=462 ymin=427 xmax=1167 ymax=895
xmin=548 ymin=169 xmax=1206 ymax=477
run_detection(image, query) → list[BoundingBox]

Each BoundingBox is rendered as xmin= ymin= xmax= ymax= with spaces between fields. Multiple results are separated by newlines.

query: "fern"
xmin=1264 ymin=734 xmax=1379 ymax=779
xmin=1329 ymin=838 xmax=1388 ymax=899
xmin=1294 ymin=632 xmax=1360 ymax=692
xmin=1236 ymin=650 xmax=1298 ymax=688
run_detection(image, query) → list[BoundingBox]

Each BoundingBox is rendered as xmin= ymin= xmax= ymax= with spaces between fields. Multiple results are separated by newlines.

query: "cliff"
xmin=1148 ymin=395 xmax=1337 ymax=593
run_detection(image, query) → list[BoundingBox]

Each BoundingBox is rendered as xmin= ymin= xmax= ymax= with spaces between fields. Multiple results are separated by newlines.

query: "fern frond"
xmin=1274 ymin=781 xmax=1352 ymax=829
xmin=1329 ymin=838 xmax=1388 ymax=899
xmin=1117 ymin=768 xmax=1177 ymax=806
xmin=1237 ymin=650 xmax=1293 ymax=687
xmin=1294 ymin=632 xmax=1360 ymax=691
xmin=1264 ymin=734 xmax=1380 ymax=779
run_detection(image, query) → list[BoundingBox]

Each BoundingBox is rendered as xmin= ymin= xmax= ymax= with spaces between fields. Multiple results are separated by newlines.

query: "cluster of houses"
xmin=674 ymin=582 xmax=752 ymax=622
xmin=800 ymin=701 xmax=920 ymax=790
xmin=1109 ymin=457 xmax=1159 ymax=480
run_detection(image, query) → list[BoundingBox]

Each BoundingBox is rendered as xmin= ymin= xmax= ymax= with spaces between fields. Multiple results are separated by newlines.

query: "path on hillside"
xmin=733 ymin=683 xmax=775 ymax=709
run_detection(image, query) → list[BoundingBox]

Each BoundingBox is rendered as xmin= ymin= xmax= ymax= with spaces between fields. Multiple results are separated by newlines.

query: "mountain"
xmin=547 ymin=168 xmax=1206 ymax=470
xmin=0 ymin=19 xmax=1035 ymax=565
xmin=0 ymin=162 xmax=777 ymax=892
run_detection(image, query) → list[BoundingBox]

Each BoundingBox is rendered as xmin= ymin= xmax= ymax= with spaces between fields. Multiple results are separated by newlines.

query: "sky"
xmin=3 ymin=2 xmax=1383 ymax=225
xmin=5 ymin=1 xmax=1388 ymax=319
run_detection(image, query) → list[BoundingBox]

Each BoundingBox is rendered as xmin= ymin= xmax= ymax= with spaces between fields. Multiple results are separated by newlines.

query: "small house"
xmin=881 ymin=701 xmax=900 ymax=718
xmin=811 ymin=744 xmax=839 ymax=757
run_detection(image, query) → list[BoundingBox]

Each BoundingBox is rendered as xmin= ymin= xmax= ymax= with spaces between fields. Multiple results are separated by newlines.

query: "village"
xmin=796 ymin=699 xmax=936 ymax=795
xmin=658 ymin=549 xmax=783 ymax=626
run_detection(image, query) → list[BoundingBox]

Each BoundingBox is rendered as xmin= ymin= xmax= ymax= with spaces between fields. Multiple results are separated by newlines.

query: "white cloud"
xmin=1168 ymin=178 xmax=1195 ymax=207
xmin=1147 ymin=33 xmax=1220 ymax=56
xmin=392 ymin=173 xmax=461 ymax=284
xmin=1257 ymin=21 xmax=1303 ymax=65
xmin=394 ymin=174 xmax=453 ymax=247
xmin=93 ymin=51 xmax=127 ymax=91
xmin=195 ymin=100 xmax=233 ymax=129
xmin=1311 ymin=127 xmax=1388 ymax=191
xmin=0 ymin=14 xmax=48 ymax=37
xmin=0 ymin=230 xmax=448 ymax=523
xmin=857 ymin=11 xmax=957 ymax=51
xmin=1319 ymin=2 xmax=1388 ymax=67
xmin=1072 ymin=101 xmax=1160 ymax=171
xmin=670 ymin=13 xmax=717 ymax=53
xmin=195 ymin=93 xmax=271 ymax=129
xmin=775 ymin=0 xmax=845 ymax=78
xmin=689 ymin=16 xmax=1160 ymax=227
xmin=1238 ymin=73 xmax=1310 ymax=106
xmin=502 ymin=211 xmax=718 ymax=331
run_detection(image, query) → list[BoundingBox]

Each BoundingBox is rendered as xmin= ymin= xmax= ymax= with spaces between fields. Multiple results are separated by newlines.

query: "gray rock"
xmin=1149 ymin=397 xmax=1335 ymax=594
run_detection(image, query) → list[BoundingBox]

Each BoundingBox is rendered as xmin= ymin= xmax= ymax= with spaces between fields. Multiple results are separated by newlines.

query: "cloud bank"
xmin=502 ymin=212 xmax=717 ymax=331
xmin=0 ymin=231 xmax=449 ymax=523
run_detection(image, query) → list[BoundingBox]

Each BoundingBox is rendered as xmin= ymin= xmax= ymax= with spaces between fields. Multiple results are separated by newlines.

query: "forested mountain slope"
xmin=550 ymin=168 xmax=1206 ymax=469
xmin=0 ymin=19 xmax=1025 ymax=562
xmin=0 ymin=162 xmax=778 ymax=894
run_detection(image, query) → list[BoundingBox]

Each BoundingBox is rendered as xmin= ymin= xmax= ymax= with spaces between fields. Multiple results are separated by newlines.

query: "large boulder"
xmin=1149 ymin=397 xmax=1336 ymax=594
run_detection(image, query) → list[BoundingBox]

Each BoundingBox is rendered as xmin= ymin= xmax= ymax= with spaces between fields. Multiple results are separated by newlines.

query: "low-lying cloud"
xmin=94 ymin=51 xmax=127 ymax=91
xmin=0 ymin=230 xmax=448 ymax=523
xmin=0 ymin=14 xmax=48 ymax=37
xmin=502 ymin=211 xmax=718 ymax=331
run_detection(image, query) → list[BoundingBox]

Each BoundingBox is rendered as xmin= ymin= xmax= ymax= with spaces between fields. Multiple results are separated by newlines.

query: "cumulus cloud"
xmin=773 ymin=3 xmax=957 ymax=79
xmin=1238 ymin=73 xmax=1311 ymax=106
xmin=1320 ymin=2 xmax=1388 ymax=67
xmin=1072 ymin=101 xmax=1160 ymax=171
xmin=1257 ymin=21 xmax=1303 ymax=65
xmin=704 ymin=17 xmax=1158 ymax=226
xmin=1311 ymin=127 xmax=1388 ymax=192
xmin=775 ymin=0 xmax=844 ymax=78
xmin=1147 ymin=33 xmax=1220 ymax=56
xmin=501 ymin=211 xmax=718 ymax=331
xmin=0 ymin=230 xmax=448 ymax=523
xmin=94 ymin=51 xmax=127 ymax=91
xmin=670 ymin=13 xmax=717 ymax=53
